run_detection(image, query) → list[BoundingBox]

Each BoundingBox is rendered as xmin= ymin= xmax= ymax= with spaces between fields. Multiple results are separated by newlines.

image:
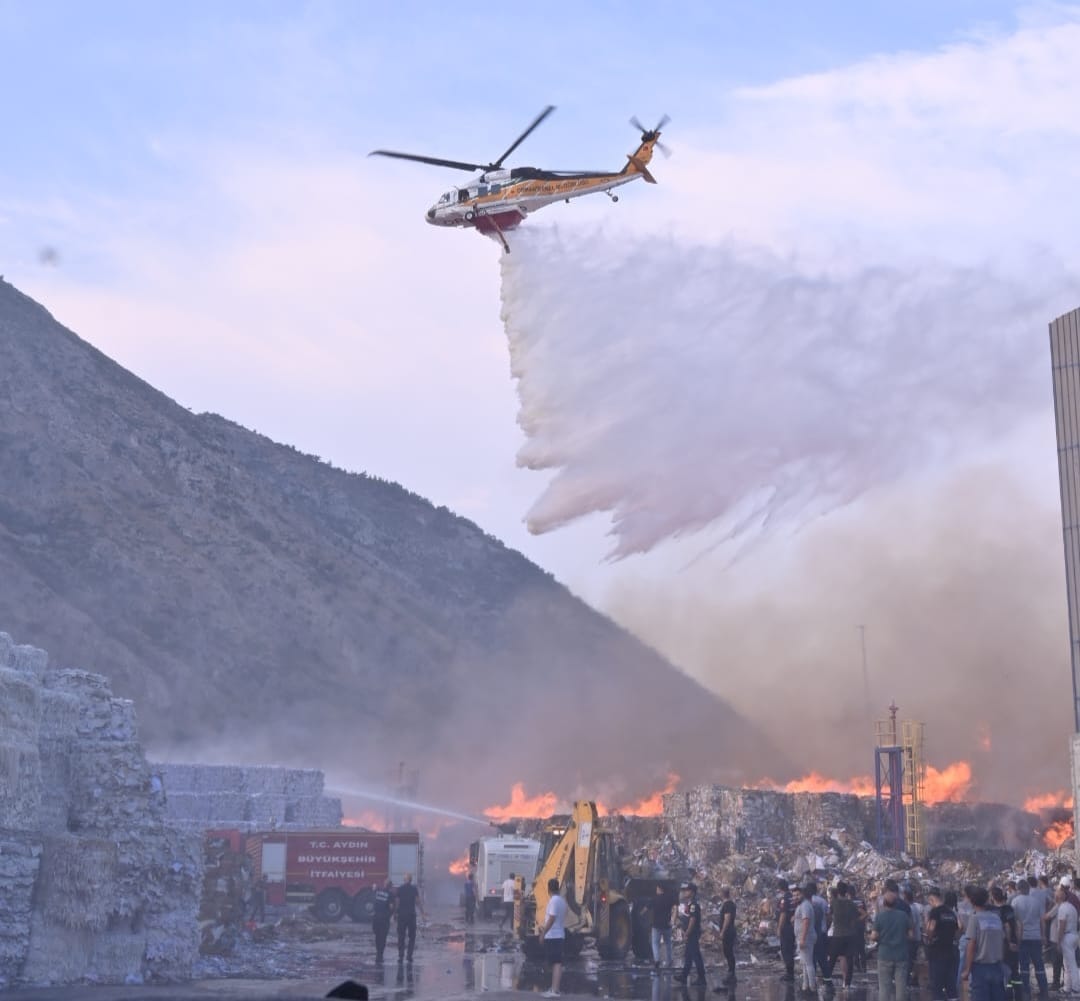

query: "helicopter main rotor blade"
xmin=491 ymin=105 xmax=556 ymax=168
xmin=654 ymin=113 xmax=671 ymax=132
xmin=629 ymin=115 xmax=648 ymax=134
xmin=368 ymin=150 xmax=486 ymax=172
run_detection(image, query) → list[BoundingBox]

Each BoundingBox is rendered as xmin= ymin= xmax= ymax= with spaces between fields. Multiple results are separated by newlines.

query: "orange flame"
xmin=1025 ymin=791 xmax=1075 ymax=813
xmin=483 ymin=783 xmax=562 ymax=822
xmin=923 ymin=762 xmax=973 ymax=803
xmin=1045 ymin=818 xmax=1074 ymax=850
xmin=754 ymin=761 xmax=972 ymax=804
xmin=342 ymin=810 xmax=387 ymax=830
xmin=448 ymin=854 xmax=470 ymax=876
xmin=762 ymin=772 xmax=877 ymax=796
xmin=599 ymin=773 xmax=681 ymax=817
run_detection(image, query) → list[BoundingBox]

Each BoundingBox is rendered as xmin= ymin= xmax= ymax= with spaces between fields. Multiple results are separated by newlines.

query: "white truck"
xmin=469 ymin=835 xmax=542 ymax=919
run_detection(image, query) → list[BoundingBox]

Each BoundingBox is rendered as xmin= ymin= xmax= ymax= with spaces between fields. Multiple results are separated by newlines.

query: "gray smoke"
xmin=601 ymin=464 xmax=1073 ymax=804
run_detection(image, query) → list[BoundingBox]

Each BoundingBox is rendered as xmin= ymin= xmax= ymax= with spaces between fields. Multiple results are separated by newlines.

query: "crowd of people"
xmin=650 ymin=872 xmax=1080 ymax=1001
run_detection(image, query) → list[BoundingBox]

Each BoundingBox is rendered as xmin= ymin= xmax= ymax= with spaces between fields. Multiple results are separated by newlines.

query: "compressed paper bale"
xmin=154 ymin=763 xmax=196 ymax=794
xmin=283 ymin=768 xmax=323 ymax=798
xmin=34 ymin=744 xmax=73 ymax=833
xmin=193 ymin=765 xmax=244 ymax=794
xmin=162 ymin=792 xmax=210 ymax=823
xmin=0 ymin=632 xmax=13 ymax=668
xmin=0 ymin=742 xmax=42 ymax=830
xmin=37 ymin=688 xmax=80 ymax=740
xmin=241 ymin=765 xmax=286 ymax=795
xmin=11 ymin=643 xmax=48 ymax=678
xmin=315 ymin=797 xmax=344 ymax=828
xmin=247 ymin=794 xmax=287 ymax=826
xmin=203 ymin=791 xmax=251 ymax=824
xmin=19 ymin=915 xmax=97 ymax=985
xmin=0 ymin=836 xmax=40 ymax=985
xmin=36 ymin=835 xmax=117 ymax=931
xmin=0 ymin=668 xmax=41 ymax=742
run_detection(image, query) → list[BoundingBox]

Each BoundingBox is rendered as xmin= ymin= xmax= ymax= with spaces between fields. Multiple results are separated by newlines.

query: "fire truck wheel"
xmin=350 ymin=889 xmax=376 ymax=922
xmin=315 ymin=888 xmax=348 ymax=923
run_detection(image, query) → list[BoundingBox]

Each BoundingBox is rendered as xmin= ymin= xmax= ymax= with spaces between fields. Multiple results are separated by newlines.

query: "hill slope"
xmin=0 ymin=279 xmax=779 ymax=810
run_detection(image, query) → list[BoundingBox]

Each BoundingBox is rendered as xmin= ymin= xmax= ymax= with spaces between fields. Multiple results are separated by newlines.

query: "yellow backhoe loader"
xmin=513 ymin=801 xmax=678 ymax=961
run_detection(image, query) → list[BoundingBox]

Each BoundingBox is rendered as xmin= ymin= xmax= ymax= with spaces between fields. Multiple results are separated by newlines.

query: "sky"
xmin=4 ymin=1 xmax=1080 ymax=792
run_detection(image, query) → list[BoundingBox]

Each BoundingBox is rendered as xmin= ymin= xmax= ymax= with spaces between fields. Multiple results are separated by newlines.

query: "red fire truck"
xmin=212 ymin=829 xmax=422 ymax=922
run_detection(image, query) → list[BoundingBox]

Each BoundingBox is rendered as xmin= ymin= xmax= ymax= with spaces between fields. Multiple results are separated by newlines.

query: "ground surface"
xmin=0 ymin=903 xmax=937 ymax=1001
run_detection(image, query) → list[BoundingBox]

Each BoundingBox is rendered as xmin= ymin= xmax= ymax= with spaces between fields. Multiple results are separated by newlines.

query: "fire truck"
xmin=211 ymin=829 xmax=422 ymax=923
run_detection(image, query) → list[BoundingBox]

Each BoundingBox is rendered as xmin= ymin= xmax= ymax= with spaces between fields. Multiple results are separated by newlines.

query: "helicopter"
xmin=369 ymin=107 xmax=669 ymax=252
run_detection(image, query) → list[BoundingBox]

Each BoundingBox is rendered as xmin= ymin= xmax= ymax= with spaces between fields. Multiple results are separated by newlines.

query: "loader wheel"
xmin=631 ymin=900 xmax=653 ymax=960
xmin=315 ymin=888 xmax=348 ymax=923
xmin=597 ymin=901 xmax=632 ymax=960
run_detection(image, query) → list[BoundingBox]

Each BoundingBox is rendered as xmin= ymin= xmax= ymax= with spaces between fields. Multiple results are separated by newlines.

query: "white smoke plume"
xmin=500 ymin=228 xmax=1079 ymax=558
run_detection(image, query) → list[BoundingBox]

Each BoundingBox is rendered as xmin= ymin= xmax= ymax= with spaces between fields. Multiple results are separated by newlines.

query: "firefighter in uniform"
xmin=373 ymin=879 xmax=394 ymax=964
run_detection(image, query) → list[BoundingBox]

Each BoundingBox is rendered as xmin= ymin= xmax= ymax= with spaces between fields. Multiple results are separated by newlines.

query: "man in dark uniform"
xmin=372 ymin=879 xmax=394 ymax=964
xmin=674 ymin=882 xmax=707 ymax=986
xmin=396 ymin=872 xmax=423 ymax=965
xmin=777 ymin=878 xmax=797 ymax=983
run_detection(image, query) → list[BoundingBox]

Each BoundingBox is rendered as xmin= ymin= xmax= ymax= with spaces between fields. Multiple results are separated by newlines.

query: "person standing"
xmin=714 ymin=886 xmax=737 ymax=988
xmin=873 ymin=885 xmax=914 ymax=1001
xmin=777 ymin=879 xmax=797 ymax=983
xmin=372 ymin=879 xmax=394 ymax=965
xmin=464 ymin=869 xmax=477 ymax=925
xmin=925 ymin=888 xmax=960 ymax=1001
xmin=794 ymin=884 xmax=818 ymax=994
xmin=651 ymin=882 xmax=676 ymax=971
xmin=961 ymin=886 xmax=1005 ymax=1001
xmin=827 ymin=882 xmax=859 ymax=989
xmin=674 ymin=882 xmax=707 ymax=986
xmin=541 ymin=878 xmax=568 ymax=999
xmin=395 ymin=872 xmax=423 ymax=965
xmin=1010 ymin=879 xmax=1049 ymax=996
xmin=1054 ymin=886 xmax=1079 ymax=994
xmin=991 ymin=886 xmax=1020 ymax=1000
xmin=249 ymin=875 xmax=267 ymax=923
xmin=499 ymin=872 xmax=517 ymax=930
xmin=810 ymin=881 xmax=830 ymax=981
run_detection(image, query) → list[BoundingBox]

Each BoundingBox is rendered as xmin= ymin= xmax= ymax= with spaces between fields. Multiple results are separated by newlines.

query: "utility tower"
xmin=874 ymin=704 xmax=927 ymax=858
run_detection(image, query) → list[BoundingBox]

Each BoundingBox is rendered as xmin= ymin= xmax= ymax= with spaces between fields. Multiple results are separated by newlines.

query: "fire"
xmin=1025 ymin=790 xmax=1075 ymax=813
xmin=342 ymin=810 xmax=387 ymax=830
xmin=448 ymin=854 xmax=470 ymax=876
xmin=1045 ymin=818 xmax=1075 ymax=851
xmin=765 ymin=772 xmax=877 ymax=797
xmin=754 ymin=761 xmax=972 ymax=804
xmin=599 ymin=773 xmax=680 ymax=817
xmin=923 ymin=762 xmax=973 ymax=803
xmin=483 ymin=783 xmax=562 ymax=822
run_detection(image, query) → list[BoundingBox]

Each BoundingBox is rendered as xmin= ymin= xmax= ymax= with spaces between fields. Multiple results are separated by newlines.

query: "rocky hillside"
xmin=0 ymin=279 xmax=779 ymax=810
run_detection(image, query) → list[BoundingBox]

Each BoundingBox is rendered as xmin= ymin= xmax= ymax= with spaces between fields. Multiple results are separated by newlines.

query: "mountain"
xmin=0 ymin=279 xmax=779 ymax=812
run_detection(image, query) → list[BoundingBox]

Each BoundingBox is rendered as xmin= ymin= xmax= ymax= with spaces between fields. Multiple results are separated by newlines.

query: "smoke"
xmin=500 ymin=228 xmax=1079 ymax=559
xmin=498 ymin=227 xmax=1080 ymax=801
xmin=601 ymin=464 xmax=1073 ymax=804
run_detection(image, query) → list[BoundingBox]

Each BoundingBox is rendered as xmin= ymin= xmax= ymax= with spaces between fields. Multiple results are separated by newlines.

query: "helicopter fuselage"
xmin=425 ymin=161 xmax=647 ymax=236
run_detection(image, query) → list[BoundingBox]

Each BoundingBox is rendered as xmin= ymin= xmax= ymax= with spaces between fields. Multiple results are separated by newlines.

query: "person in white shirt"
xmin=1055 ymin=886 xmax=1079 ymax=994
xmin=499 ymin=872 xmax=517 ymax=930
xmin=540 ymin=878 xmax=568 ymax=998
xmin=794 ymin=884 xmax=818 ymax=991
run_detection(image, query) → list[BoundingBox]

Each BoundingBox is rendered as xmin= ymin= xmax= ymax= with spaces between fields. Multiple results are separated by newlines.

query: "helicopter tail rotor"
xmin=630 ymin=114 xmax=672 ymax=157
